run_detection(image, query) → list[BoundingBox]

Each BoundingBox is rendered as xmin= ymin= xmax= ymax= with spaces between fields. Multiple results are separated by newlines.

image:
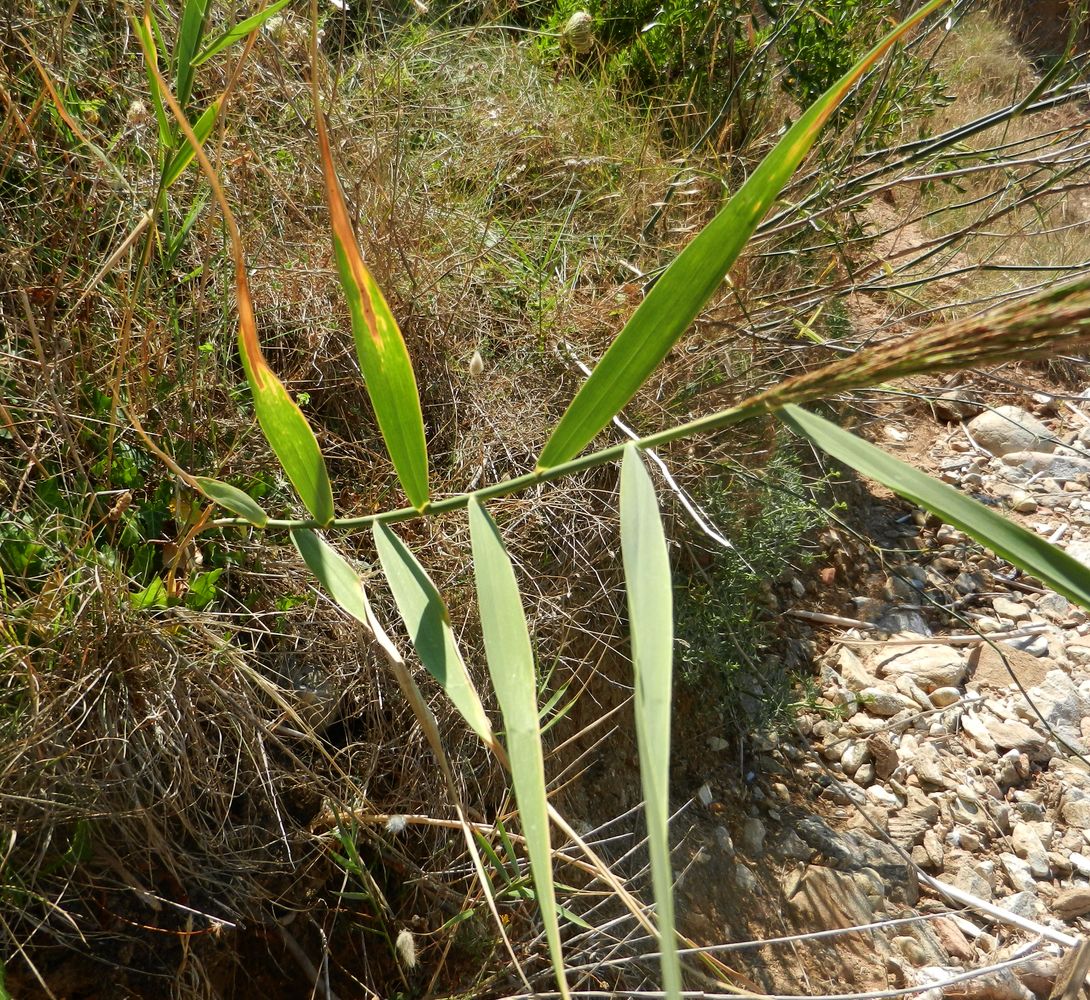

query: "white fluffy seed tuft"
xmin=395 ymin=928 xmax=417 ymax=968
xmin=385 ymin=814 xmax=408 ymax=835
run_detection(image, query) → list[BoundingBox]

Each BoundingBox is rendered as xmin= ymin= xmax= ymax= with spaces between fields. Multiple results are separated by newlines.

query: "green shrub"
xmin=674 ymin=446 xmax=829 ymax=727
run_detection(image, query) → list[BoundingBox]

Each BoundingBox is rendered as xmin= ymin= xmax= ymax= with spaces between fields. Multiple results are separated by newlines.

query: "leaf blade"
xmin=133 ymin=13 xmax=172 ymax=152
xmin=291 ymin=528 xmax=373 ymax=625
xmin=620 ymin=445 xmax=681 ymax=1000
xmin=536 ymin=0 xmax=948 ymax=470
xmin=235 ymin=262 xmax=335 ymax=526
xmin=373 ymin=523 xmax=495 ymax=746
xmin=175 ymin=0 xmax=211 ymax=109
xmin=161 ymin=96 xmax=220 ymax=189
xmin=779 ymin=404 xmax=1090 ymax=609
xmin=193 ymin=476 xmax=268 ymax=526
xmin=191 ymin=0 xmax=294 ymax=67
xmin=468 ymin=498 xmax=569 ymax=1000
xmin=316 ymin=110 xmax=430 ymax=510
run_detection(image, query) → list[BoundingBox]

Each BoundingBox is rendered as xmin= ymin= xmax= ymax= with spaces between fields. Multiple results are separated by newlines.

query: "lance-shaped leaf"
xmin=291 ymin=528 xmax=372 ymax=624
xmin=780 ymin=404 xmax=1090 ymax=610
xmin=374 ymin=523 xmax=494 ymax=746
xmin=236 ymin=262 xmax=335 ymax=525
xmin=161 ymin=97 xmax=220 ymax=189
xmin=468 ymin=499 xmax=570 ymax=1000
xmin=620 ymin=445 xmax=681 ymax=1000
xmin=191 ymin=0 xmax=294 ymax=67
xmin=194 ymin=476 xmax=268 ymax=527
xmin=133 ymin=13 xmax=172 ymax=152
xmin=175 ymin=0 xmax=211 ymax=110
xmin=536 ymin=0 xmax=948 ymax=470
xmin=316 ymin=109 xmax=429 ymax=510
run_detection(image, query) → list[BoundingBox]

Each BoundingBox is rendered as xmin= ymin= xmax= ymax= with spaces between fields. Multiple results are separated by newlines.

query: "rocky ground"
xmin=675 ymin=388 xmax=1090 ymax=999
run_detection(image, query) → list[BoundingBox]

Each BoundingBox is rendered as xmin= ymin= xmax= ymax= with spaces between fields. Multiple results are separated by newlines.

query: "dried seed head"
xmin=108 ymin=490 xmax=133 ymax=521
xmin=469 ymin=350 xmax=485 ymax=376
xmin=126 ymin=101 xmax=149 ymax=126
xmin=562 ymin=11 xmax=594 ymax=53
xmin=385 ymin=814 xmax=408 ymax=835
xmin=395 ymin=928 xmax=417 ymax=968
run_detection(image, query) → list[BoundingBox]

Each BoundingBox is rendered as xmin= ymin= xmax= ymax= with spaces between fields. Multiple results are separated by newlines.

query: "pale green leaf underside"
xmin=468 ymin=499 xmax=569 ymax=1000
xmin=779 ymin=404 xmax=1090 ymax=610
xmin=373 ymin=523 xmax=494 ymax=745
xmin=194 ymin=476 xmax=268 ymax=526
xmin=291 ymin=528 xmax=371 ymax=625
xmin=620 ymin=445 xmax=681 ymax=1000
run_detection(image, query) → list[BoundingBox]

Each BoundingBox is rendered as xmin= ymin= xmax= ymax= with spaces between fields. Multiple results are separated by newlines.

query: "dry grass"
xmin=3 ymin=1 xmax=1088 ymax=996
xmin=0 ymin=5 xmax=688 ymax=995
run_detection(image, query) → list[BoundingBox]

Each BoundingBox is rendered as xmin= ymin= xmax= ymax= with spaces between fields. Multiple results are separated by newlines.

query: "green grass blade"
xmin=175 ymin=0 xmax=211 ymax=109
xmin=194 ymin=476 xmax=268 ymax=527
xmin=373 ymin=523 xmax=495 ymax=746
xmin=536 ymin=0 xmax=948 ymax=470
xmin=161 ymin=97 xmax=219 ymax=189
xmin=468 ymin=498 xmax=570 ymax=1000
xmin=236 ymin=268 xmax=335 ymax=526
xmin=315 ymin=109 xmax=429 ymax=510
xmin=165 ymin=186 xmax=210 ymax=265
xmin=780 ymin=404 xmax=1090 ymax=609
xmin=133 ymin=13 xmax=172 ymax=153
xmin=190 ymin=0 xmax=294 ymax=67
xmin=620 ymin=445 xmax=681 ymax=1000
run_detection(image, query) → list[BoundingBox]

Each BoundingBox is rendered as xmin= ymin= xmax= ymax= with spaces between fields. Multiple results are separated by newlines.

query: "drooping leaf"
xmin=536 ymin=0 xmax=949 ymax=470
xmin=194 ymin=476 xmax=268 ymax=526
xmin=236 ymin=261 xmax=335 ymax=525
xmin=620 ymin=445 xmax=681 ymax=1000
xmin=315 ymin=109 xmax=429 ymax=510
xmin=175 ymin=0 xmax=211 ymax=109
xmin=161 ymin=97 xmax=220 ymax=189
xmin=373 ymin=523 xmax=494 ymax=746
xmin=468 ymin=498 xmax=570 ymax=1000
xmin=291 ymin=528 xmax=372 ymax=624
xmin=780 ymin=404 xmax=1090 ymax=609
xmin=191 ymin=0 xmax=294 ymax=67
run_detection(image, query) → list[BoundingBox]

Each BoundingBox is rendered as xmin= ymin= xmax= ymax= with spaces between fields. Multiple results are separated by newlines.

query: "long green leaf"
xmin=315 ymin=109 xmax=430 ymax=510
xmin=191 ymin=0 xmax=294 ymax=67
xmin=780 ymin=404 xmax=1090 ymax=609
xmin=468 ymin=498 xmax=570 ymax=1000
xmin=373 ymin=523 xmax=495 ymax=746
xmin=236 ymin=262 xmax=335 ymax=525
xmin=291 ymin=528 xmax=372 ymax=624
xmin=161 ymin=97 xmax=220 ymax=189
xmin=536 ymin=0 xmax=948 ymax=470
xmin=175 ymin=0 xmax=211 ymax=109
xmin=620 ymin=445 xmax=681 ymax=1000
xmin=194 ymin=476 xmax=268 ymax=526
xmin=133 ymin=13 xmax=172 ymax=153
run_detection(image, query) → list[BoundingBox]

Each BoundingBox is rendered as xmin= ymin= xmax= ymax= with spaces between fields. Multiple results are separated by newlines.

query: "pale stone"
xmin=930 ymin=686 xmax=962 ymax=707
xmin=873 ymin=642 xmax=968 ymax=690
xmin=968 ymin=406 xmax=1055 ymax=457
